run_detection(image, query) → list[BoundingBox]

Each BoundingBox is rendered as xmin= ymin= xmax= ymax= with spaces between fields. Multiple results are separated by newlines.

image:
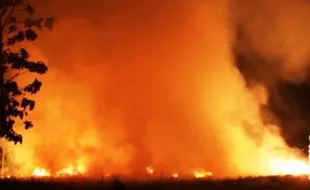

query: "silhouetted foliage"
xmin=111 ymin=176 xmax=126 ymax=190
xmin=0 ymin=0 xmax=54 ymax=144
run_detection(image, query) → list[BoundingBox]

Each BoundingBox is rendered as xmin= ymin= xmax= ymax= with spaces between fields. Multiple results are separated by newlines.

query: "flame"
xmin=29 ymin=162 xmax=309 ymax=179
xmin=194 ymin=170 xmax=212 ymax=178
xmin=172 ymin=172 xmax=178 ymax=178
xmin=56 ymin=164 xmax=85 ymax=176
xmin=270 ymin=159 xmax=310 ymax=176
xmin=31 ymin=161 xmax=87 ymax=177
xmin=32 ymin=167 xmax=51 ymax=177
xmin=146 ymin=166 xmax=154 ymax=175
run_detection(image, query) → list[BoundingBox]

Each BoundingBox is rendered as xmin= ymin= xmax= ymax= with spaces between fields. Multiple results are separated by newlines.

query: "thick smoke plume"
xmin=232 ymin=0 xmax=310 ymax=149
xmin=2 ymin=0 xmax=309 ymax=178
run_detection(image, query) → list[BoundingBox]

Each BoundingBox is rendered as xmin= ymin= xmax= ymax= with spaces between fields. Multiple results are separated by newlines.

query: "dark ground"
xmin=0 ymin=175 xmax=310 ymax=190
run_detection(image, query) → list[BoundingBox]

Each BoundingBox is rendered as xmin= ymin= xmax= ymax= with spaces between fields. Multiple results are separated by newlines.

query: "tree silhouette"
xmin=0 ymin=0 xmax=54 ymax=144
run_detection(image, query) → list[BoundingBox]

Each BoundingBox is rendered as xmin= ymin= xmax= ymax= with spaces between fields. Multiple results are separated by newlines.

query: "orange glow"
xmin=32 ymin=167 xmax=51 ymax=177
xmin=194 ymin=170 xmax=212 ymax=178
xmin=2 ymin=0 xmax=310 ymax=180
xmin=31 ymin=161 xmax=87 ymax=177
xmin=172 ymin=172 xmax=178 ymax=178
xmin=270 ymin=159 xmax=310 ymax=176
xmin=56 ymin=163 xmax=86 ymax=176
xmin=146 ymin=167 xmax=154 ymax=175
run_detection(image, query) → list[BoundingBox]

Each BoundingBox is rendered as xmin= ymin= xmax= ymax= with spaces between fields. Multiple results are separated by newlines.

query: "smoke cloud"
xmin=2 ymin=0 xmax=309 ymax=178
xmin=232 ymin=0 xmax=310 ymax=150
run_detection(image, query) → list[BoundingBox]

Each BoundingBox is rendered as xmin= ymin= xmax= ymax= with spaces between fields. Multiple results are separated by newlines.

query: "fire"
xmin=56 ymin=163 xmax=85 ymax=176
xmin=194 ymin=170 xmax=212 ymax=178
xmin=270 ymin=159 xmax=310 ymax=176
xmin=3 ymin=0 xmax=310 ymax=181
xmin=146 ymin=166 xmax=154 ymax=175
xmin=32 ymin=167 xmax=51 ymax=177
xmin=31 ymin=161 xmax=86 ymax=177
xmin=20 ymin=161 xmax=310 ymax=179
xmin=172 ymin=172 xmax=178 ymax=178
xmin=56 ymin=160 xmax=86 ymax=176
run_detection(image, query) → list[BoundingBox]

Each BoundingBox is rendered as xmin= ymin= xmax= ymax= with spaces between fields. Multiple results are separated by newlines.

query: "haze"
xmin=3 ymin=0 xmax=310 ymax=179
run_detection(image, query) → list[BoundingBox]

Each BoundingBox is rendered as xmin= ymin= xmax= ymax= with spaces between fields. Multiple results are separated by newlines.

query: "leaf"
xmin=14 ymin=136 xmax=22 ymax=144
xmin=9 ymin=16 xmax=16 ymax=23
xmin=44 ymin=17 xmax=54 ymax=30
xmin=25 ymin=29 xmax=37 ymax=41
xmin=3 ymin=65 xmax=8 ymax=72
xmin=15 ymin=31 xmax=25 ymax=42
xmin=24 ymin=18 xmax=33 ymax=28
xmin=21 ymin=98 xmax=35 ymax=111
xmin=6 ymin=38 xmax=16 ymax=46
xmin=24 ymin=121 xmax=33 ymax=130
xmin=26 ymin=61 xmax=48 ymax=74
xmin=25 ymin=4 xmax=35 ymax=15
xmin=5 ymin=130 xmax=23 ymax=144
xmin=29 ymin=101 xmax=35 ymax=110
xmin=20 ymin=48 xmax=29 ymax=59
xmin=18 ymin=112 xmax=24 ymax=120
xmin=34 ymin=17 xmax=43 ymax=30
xmin=7 ymin=31 xmax=25 ymax=45
xmin=7 ymin=52 xmax=27 ymax=69
xmin=6 ymin=107 xmax=21 ymax=118
xmin=10 ymin=98 xmax=20 ymax=107
xmin=4 ymin=81 xmax=22 ymax=96
xmin=8 ymin=24 xmax=17 ymax=33
xmin=24 ymin=78 xmax=42 ymax=94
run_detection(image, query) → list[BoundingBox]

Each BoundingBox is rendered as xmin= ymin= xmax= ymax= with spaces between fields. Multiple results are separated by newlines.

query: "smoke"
xmin=232 ymin=0 xmax=310 ymax=149
xmin=232 ymin=0 xmax=310 ymax=82
xmin=2 ymin=0 xmax=309 ymax=178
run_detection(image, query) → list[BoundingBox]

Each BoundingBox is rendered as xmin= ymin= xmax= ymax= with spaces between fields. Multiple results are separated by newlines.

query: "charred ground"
xmin=0 ymin=176 xmax=310 ymax=190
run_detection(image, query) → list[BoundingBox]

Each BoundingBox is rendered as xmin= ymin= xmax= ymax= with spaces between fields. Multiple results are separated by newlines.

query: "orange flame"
xmin=146 ymin=166 xmax=154 ymax=175
xmin=56 ymin=164 xmax=82 ymax=176
xmin=172 ymin=172 xmax=178 ymax=178
xmin=270 ymin=159 xmax=310 ymax=176
xmin=25 ymin=162 xmax=310 ymax=179
xmin=32 ymin=167 xmax=51 ymax=177
xmin=194 ymin=170 xmax=212 ymax=178
xmin=31 ymin=161 xmax=87 ymax=177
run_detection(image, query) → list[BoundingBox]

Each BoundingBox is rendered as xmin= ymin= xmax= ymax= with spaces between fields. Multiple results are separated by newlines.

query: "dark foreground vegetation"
xmin=0 ymin=175 xmax=310 ymax=190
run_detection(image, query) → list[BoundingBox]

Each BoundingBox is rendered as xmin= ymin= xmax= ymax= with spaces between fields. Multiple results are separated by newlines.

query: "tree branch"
xmin=2 ymin=3 xmax=18 ymax=29
xmin=8 ymin=70 xmax=28 ymax=81
xmin=0 ymin=7 xmax=8 ymax=27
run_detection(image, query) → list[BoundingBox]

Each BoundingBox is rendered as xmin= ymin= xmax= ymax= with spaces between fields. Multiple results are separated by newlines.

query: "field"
xmin=1 ymin=175 xmax=310 ymax=190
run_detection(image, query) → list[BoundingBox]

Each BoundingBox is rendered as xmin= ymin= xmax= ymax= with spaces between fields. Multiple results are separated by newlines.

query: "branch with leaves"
xmin=0 ymin=0 xmax=54 ymax=144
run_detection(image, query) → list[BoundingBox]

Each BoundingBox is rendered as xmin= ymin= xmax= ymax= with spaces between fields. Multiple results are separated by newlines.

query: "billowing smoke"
xmin=2 ymin=0 xmax=309 ymax=178
xmin=232 ymin=0 xmax=310 ymax=150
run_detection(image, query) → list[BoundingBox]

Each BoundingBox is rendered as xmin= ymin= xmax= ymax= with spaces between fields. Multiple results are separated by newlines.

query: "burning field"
xmin=1 ymin=0 xmax=310 ymax=181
